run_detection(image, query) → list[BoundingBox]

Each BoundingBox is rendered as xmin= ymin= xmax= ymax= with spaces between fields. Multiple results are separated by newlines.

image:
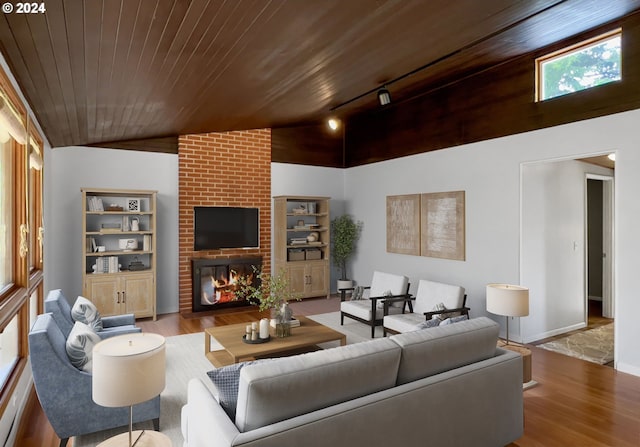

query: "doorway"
xmin=586 ymin=175 xmax=614 ymax=324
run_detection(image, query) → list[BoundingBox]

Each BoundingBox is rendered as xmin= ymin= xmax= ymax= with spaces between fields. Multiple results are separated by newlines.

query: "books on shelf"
xmin=289 ymin=237 xmax=308 ymax=245
xmin=93 ymin=256 xmax=120 ymax=273
xmin=143 ymin=234 xmax=151 ymax=251
xmin=87 ymin=196 xmax=104 ymax=211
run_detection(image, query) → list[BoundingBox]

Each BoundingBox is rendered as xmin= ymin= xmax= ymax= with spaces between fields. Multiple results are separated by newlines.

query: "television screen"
xmin=194 ymin=207 xmax=259 ymax=250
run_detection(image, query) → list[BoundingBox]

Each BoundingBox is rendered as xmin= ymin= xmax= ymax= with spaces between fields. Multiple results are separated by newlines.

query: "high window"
xmin=536 ymin=30 xmax=621 ymax=101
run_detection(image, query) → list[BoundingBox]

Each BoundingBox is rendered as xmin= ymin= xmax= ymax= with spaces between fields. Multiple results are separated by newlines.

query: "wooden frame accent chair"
xmin=383 ymin=279 xmax=468 ymax=336
xmin=340 ymin=271 xmax=410 ymax=338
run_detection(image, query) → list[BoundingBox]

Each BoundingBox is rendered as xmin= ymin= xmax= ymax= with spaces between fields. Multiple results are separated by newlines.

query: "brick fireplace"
xmin=178 ymin=129 xmax=272 ymax=315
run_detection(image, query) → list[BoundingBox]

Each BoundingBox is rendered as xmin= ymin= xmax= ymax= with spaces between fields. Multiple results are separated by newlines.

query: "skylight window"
xmin=536 ymin=30 xmax=621 ymax=101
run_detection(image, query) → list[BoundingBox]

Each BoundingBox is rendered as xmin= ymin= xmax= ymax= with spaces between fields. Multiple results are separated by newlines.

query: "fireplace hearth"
xmin=191 ymin=257 xmax=262 ymax=312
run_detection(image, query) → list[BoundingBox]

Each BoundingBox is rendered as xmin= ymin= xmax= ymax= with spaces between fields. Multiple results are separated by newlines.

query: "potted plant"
xmin=330 ymin=214 xmax=363 ymax=291
xmin=235 ymin=267 xmax=300 ymax=337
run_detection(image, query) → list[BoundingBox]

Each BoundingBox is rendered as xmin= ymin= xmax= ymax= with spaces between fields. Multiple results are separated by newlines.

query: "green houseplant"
xmin=235 ymin=267 xmax=300 ymax=337
xmin=330 ymin=214 xmax=363 ymax=289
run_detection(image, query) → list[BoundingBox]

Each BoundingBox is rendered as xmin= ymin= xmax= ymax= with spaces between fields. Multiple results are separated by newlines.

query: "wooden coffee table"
xmin=204 ymin=316 xmax=346 ymax=367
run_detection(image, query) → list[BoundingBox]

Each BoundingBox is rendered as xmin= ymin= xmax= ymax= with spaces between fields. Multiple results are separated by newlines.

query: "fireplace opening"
xmin=192 ymin=257 xmax=262 ymax=312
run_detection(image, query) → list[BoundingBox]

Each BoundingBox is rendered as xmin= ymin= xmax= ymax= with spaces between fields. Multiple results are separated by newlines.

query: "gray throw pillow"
xmin=416 ymin=318 xmax=441 ymax=330
xmin=65 ymin=321 xmax=101 ymax=372
xmin=351 ymin=285 xmax=365 ymax=300
xmin=71 ymin=295 xmax=103 ymax=331
xmin=207 ymin=358 xmax=272 ymax=419
xmin=440 ymin=315 xmax=469 ymax=326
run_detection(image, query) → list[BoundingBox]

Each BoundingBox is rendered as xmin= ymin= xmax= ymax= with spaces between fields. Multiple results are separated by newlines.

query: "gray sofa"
xmin=181 ymin=317 xmax=523 ymax=447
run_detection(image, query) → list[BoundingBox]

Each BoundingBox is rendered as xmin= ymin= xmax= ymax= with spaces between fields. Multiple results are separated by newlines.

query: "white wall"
xmin=344 ymin=109 xmax=640 ymax=377
xmin=271 ymin=163 xmax=346 ymax=290
xmin=521 ymin=159 xmax=613 ymax=343
xmin=45 ymin=146 xmax=179 ymax=314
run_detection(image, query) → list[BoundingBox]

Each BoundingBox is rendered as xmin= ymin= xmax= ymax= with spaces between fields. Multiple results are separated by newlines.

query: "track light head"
xmin=377 ymin=87 xmax=391 ymax=106
xmin=327 ymin=117 xmax=340 ymax=131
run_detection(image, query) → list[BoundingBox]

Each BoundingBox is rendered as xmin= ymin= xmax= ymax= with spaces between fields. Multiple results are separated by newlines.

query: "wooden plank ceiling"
xmin=1 ymin=0 xmax=639 ymax=151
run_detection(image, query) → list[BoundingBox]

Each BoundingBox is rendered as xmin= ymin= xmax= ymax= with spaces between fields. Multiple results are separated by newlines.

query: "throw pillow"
xmin=207 ymin=358 xmax=272 ymax=419
xmin=66 ymin=321 xmax=102 ymax=372
xmin=415 ymin=318 xmax=441 ymax=330
xmin=71 ymin=295 xmax=103 ymax=331
xmin=439 ymin=315 xmax=469 ymax=326
xmin=378 ymin=289 xmax=395 ymax=309
xmin=351 ymin=285 xmax=365 ymax=300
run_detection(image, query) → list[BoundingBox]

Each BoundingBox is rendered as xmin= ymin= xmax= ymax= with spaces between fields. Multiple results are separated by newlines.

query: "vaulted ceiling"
xmin=1 ymin=0 xmax=639 ymax=150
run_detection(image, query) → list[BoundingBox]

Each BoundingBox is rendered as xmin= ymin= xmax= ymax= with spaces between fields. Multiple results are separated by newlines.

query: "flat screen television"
xmin=194 ymin=206 xmax=259 ymax=250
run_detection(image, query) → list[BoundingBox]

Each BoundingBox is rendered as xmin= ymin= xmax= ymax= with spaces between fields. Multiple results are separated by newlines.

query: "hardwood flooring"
xmin=16 ymin=296 xmax=640 ymax=447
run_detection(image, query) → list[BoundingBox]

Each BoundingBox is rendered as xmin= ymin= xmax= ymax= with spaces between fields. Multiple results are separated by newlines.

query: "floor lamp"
xmin=486 ymin=283 xmax=529 ymax=345
xmin=93 ymin=333 xmax=169 ymax=447
xmin=486 ymin=283 xmax=536 ymax=389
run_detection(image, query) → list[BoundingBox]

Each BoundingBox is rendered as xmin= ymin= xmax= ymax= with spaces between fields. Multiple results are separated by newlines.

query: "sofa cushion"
xmin=384 ymin=312 xmax=426 ymax=333
xmin=370 ymin=271 xmax=409 ymax=308
xmin=65 ymin=321 xmax=102 ymax=372
xmin=71 ymin=295 xmax=103 ymax=331
xmin=235 ymin=337 xmax=402 ymax=432
xmin=390 ymin=316 xmax=499 ymax=385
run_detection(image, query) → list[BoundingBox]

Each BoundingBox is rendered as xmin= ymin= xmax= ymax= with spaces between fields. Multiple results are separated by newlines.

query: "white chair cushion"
xmin=341 ymin=300 xmax=403 ymax=322
xmin=369 ymin=271 xmax=409 ymax=297
xmin=383 ymin=313 xmax=425 ymax=333
xmin=413 ymin=279 xmax=465 ymax=314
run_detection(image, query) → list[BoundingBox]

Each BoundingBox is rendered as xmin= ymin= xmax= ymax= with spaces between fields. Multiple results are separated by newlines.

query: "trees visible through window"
xmin=537 ymin=30 xmax=621 ymax=101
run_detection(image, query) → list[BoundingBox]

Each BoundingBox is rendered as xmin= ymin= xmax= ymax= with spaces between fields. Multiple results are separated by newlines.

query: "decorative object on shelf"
xmin=101 ymin=222 xmax=122 ymax=232
xmin=130 ymin=217 xmax=140 ymax=232
xmin=235 ymin=267 xmax=301 ymax=338
xmin=92 ymin=332 xmax=167 ymax=447
xmin=292 ymin=204 xmax=307 ymax=214
xmin=126 ymin=198 xmax=141 ymax=212
xmin=331 ymin=214 xmax=363 ymax=290
xmin=119 ymin=238 xmax=138 ymax=251
xmin=128 ymin=257 xmax=145 ymax=271
xmin=106 ymin=204 xmax=124 ymax=211
xmin=306 ymin=231 xmax=319 ymax=243
xmin=122 ymin=215 xmax=130 ymax=232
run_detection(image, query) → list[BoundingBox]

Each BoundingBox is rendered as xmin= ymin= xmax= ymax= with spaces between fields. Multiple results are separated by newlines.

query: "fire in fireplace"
xmin=191 ymin=257 xmax=262 ymax=312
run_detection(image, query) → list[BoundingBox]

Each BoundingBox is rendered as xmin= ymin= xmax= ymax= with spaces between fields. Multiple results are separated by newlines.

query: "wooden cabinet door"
xmin=307 ymin=262 xmax=329 ymax=297
xmin=84 ymin=275 xmax=121 ymax=316
xmin=287 ymin=264 xmax=307 ymax=296
xmin=123 ymin=273 xmax=154 ymax=318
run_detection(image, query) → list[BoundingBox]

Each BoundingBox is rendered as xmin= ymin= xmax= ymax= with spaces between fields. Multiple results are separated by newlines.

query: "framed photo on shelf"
xmin=126 ymin=198 xmax=141 ymax=212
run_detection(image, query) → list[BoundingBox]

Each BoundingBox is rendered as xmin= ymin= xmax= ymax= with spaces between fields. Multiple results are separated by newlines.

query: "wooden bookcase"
xmin=273 ymin=196 xmax=330 ymax=299
xmin=81 ymin=188 xmax=157 ymax=320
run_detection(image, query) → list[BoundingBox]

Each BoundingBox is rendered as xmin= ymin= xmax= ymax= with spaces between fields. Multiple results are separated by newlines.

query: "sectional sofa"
xmin=181 ymin=317 xmax=523 ymax=447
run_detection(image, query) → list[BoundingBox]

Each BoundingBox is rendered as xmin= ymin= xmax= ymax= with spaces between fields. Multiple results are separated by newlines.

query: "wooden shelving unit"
xmin=81 ymin=188 xmax=157 ymax=320
xmin=273 ymin=196 xmax=330 ymax=299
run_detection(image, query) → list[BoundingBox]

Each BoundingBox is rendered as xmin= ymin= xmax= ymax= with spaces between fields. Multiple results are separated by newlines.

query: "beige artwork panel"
xmin=420 ymin=191 xmax=465 ymax=261
xmin=386 ymin=194 xmax=420 ymax=255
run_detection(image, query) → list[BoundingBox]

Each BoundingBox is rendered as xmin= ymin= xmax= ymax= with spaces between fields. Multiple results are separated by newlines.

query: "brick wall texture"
xmin=178 ymin=129 xmax=272 ymax=314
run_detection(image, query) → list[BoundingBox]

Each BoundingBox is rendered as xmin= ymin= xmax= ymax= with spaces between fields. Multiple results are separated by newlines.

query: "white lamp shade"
xmin=92 ymin=333 xmax=166 ymax=407
xmin=486 ymin=283 xmax=529 ymax=317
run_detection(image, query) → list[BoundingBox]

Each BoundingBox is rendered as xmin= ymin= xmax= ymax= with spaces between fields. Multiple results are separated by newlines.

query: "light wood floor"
xmin=16 ymin=297 xmax=640 ymax=447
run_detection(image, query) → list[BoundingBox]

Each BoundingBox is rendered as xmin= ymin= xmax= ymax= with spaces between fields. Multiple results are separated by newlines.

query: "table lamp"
xmin=486 ymin=283 xmax=529 ymax=345
xmin=92 ymin=333 xmax=166 ymax=447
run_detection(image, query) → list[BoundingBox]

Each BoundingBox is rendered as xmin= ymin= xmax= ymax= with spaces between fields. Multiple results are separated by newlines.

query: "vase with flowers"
xmin=235 ymin=266 xmax=300 ymax=337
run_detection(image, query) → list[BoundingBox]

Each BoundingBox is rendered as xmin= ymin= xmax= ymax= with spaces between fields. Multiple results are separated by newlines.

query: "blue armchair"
xmin=28 ymin=313 xmax=160 ymax=447
xmin=45 ymin=289 xmax=140 ymax=339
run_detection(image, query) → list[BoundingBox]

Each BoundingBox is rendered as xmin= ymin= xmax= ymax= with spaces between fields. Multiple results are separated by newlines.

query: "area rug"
xmin=73 ymin=314 xmax=371 ymax=446
xmin=537 ymin=323 xmax=614 ymax=365
xmin=73 ymin=332 xmax=214 ymax=447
